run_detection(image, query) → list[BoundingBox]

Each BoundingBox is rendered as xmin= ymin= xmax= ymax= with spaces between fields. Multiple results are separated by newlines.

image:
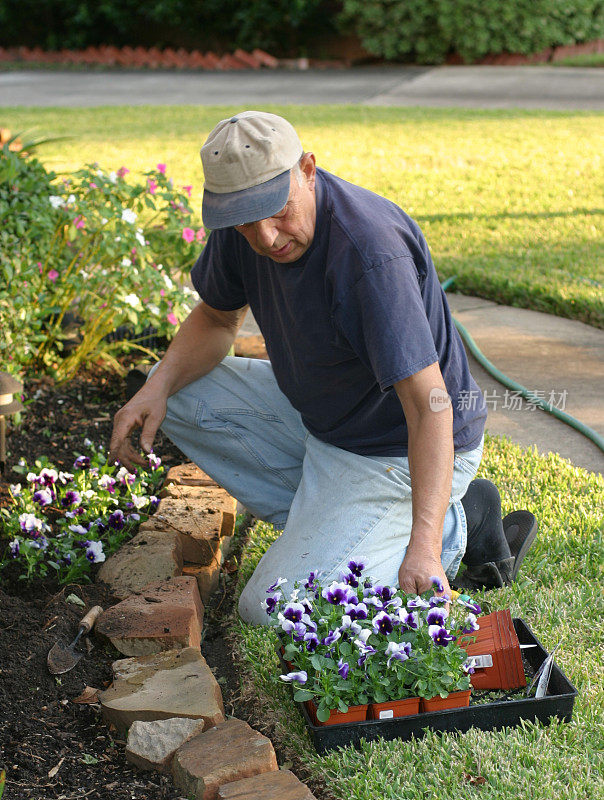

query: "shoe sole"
xmin=502 ymin=510 xmax=538 ymax=581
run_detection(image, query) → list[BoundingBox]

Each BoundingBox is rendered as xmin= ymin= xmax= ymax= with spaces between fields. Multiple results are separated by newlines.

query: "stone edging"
xmin=95 ymin=461 xmax=317 ymax=800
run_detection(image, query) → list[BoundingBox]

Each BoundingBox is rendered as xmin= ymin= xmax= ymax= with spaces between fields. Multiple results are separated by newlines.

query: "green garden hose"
xmin=441 ymin=276 xmax=604 ymax=455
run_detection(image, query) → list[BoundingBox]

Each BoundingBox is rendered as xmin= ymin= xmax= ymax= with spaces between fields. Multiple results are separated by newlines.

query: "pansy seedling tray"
xmin=288 ymin=619 xmax=577 ymax=754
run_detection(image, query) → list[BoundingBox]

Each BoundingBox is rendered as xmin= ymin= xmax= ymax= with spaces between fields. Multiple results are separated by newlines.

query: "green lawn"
xmin=231 ymin=434 xmax=604 ymax=800
xmin=3 ymin=105 xmax=603 ymax=327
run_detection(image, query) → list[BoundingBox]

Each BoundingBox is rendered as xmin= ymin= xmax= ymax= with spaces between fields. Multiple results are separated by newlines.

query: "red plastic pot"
xmin=305 ymin=700 xmax=368 ymax=726
xmin=368 ymin=697 xmax=421 ymax=720
xmin=420 ymin=690 xmax=471 ymax=713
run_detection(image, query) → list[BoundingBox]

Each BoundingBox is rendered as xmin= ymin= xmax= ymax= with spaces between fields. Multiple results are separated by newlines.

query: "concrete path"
xmin=239 ymin=297 xmax=604 ymax=475
xmin=1 ymin=66 xmax=603 ymax=110
xmin=446 ymin=294 xmax=603 ymax=474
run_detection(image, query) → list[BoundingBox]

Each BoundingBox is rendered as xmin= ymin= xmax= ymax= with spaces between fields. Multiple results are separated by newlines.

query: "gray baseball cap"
xmin=200 ymin=111 xmax=303 ymax=230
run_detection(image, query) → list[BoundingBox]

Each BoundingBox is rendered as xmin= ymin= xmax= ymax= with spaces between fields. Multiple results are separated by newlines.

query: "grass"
xmin=231 ymin=434 xmax=604 ymax=800
xmin=1 ymin=105 xmax=603 ymax=327
xmin=552 ymin=53 xmax=604 ymax=68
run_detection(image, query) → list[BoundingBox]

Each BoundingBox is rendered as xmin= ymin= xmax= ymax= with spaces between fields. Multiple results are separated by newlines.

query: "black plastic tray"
xmin=285 ymin=618 xmax=577 ymax=754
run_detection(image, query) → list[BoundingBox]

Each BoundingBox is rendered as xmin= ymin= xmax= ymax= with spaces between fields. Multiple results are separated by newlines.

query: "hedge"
xmin=338 ymin=0 xmax=604 ymax=64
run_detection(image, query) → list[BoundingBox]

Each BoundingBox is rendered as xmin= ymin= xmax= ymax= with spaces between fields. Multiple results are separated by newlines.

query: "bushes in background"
xmin=0 ymin=0 xmax=337 ymax=56
xmin=338 ymin=0 xmax=604 ymax=64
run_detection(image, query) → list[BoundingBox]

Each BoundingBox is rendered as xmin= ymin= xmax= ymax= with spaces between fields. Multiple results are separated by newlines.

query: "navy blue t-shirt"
xmin=191 ymin=168 xmax=486 ymax=456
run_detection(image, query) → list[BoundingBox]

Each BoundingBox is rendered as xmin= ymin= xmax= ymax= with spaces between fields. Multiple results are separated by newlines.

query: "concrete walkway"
xmin=446 ymin=294 xmax=603 ymax=475
xmin=239 ymin=297 xmax=604 ymax=475
xmin=1 ymin=65 xmax=603 ymax=109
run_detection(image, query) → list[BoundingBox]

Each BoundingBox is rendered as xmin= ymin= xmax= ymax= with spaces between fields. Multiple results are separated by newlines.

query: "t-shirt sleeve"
xmin=333 ymin=256 xmax=439 ymax=391
xmin=190 ymin=230 xmax=247 ymax=311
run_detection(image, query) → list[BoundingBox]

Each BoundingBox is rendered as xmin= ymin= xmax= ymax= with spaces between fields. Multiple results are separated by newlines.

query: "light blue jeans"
xmin=157 ymin=356 xmax=484 ymax=626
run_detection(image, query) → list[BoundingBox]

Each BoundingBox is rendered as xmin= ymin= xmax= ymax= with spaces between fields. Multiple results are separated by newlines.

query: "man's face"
xmin=234 ymin=153 xmax=316 ymax=263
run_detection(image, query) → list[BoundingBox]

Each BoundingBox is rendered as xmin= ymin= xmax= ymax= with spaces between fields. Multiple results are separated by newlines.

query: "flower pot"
xmin=420 ymin=689 xmax=471 ymax=713
xmin=279 ymin=646 xmax=294 ymax=672
xmin=305 ymin=699 xmax=368 ymax=726
xmin=368 ymin=697 xmax=421 ymax=720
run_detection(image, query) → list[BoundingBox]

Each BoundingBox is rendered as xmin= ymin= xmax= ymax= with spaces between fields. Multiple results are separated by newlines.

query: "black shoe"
xmin=452 ymin=557 xmax=515 ymax=591
xmin=452 ymin=510 xmax=538 ymax=591
xmin=503 ymin=510 xmax=538 ymax=581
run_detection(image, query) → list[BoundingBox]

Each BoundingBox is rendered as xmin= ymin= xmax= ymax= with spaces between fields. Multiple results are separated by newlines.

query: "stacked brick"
xmin=95 ymin=462 xmax=317 ymax=799
xmin=0 ymin=45 xmax=280 ymax=70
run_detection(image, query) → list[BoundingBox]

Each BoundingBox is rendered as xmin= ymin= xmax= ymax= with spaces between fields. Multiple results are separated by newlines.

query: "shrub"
xmin=338 ymin=0 xmax=604 ymax=64
xmin=0 ymin=145 xmax=203 ymax=381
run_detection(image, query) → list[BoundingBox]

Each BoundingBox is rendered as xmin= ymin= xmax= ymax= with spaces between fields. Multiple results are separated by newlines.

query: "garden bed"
xmin=0 ymin=363 xmax=190 ymax=800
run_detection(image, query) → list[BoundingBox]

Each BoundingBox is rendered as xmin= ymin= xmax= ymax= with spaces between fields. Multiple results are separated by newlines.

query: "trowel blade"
xmin=47 ymin=641 xmax=83 ymax=675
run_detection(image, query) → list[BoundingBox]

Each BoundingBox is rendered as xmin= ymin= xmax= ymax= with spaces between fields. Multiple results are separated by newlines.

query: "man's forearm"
xmin=148 ymin=301 xmax=246 ymax=398
xmin=405 ymin=405 xmax=453 ymax=558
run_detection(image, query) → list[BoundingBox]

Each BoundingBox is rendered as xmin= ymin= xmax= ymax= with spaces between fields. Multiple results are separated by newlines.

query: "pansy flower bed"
xmin=0 ymin=440 xmax=164 ymax=585
xmin=264 ymin=564 xmax=481 ymax=725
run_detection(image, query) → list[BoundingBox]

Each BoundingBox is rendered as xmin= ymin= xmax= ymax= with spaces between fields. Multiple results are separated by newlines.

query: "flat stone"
xmin=159 ymin=489 xmax=237 ymax=538
xmin=172 ymin=718 xmax=277 ymax=800
xmin=217 ymin=770 xmax=316 ymax=799
xmin=166 ymin=462 xmax=218 ymax=487
xmin=95 ymin=576 xmax=204 ymax=656
xmin=140 ymin=505 xmax=222 ymax=565
xmin=96 ymin=530 xmax=183 ymax=600
xmin=126 ymin=717 xmax=206 ymax=773
xmin=183 ymin=562 xmax=220 ymax=605
xmin=99 ymin=647 xmax=224 ymax=735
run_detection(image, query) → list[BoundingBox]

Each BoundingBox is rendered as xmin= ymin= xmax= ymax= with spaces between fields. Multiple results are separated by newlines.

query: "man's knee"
xmin=238 ymin=578 xmax=270 ymax=627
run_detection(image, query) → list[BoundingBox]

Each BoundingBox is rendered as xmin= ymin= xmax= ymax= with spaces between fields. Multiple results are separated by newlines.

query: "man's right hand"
xmin=108 ymin=384 xmax=167 ymax=471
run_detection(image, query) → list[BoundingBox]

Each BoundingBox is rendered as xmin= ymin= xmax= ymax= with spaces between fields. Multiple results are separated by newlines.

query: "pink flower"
xmin=100 ymin=302 xmax=107 ymax=308
xmin=117 ymin=166 xmax=129 ymax=178
xmin=157 ymin=163 xmax=166 ymax=174
xmin=48 ymin=269 xmax=59 ymax=282
xmin=147 ymin=178 xmax=158 ymax=195
xmin=38 ymin=262 xmax=43 ymax=274
xmin=182 ymin=227 xmax=195 ymax=243
xmin=196 ymin=228 xmax=206 ymax=243
xmin=74 ymin=216 xmax=85 ymax=229
xmin=183 ymin=185 xmax=192 ymax=198
xmin=89 ymin=182 xmax=97 ymax=189
xmin=160 ymin=289 xmax=166 ymax=297
xmin=167 ymin=312 xmax=178 ymax=325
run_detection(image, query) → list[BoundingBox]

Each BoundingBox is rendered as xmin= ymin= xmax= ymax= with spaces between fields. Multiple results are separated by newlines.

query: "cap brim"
xmin=202 ymin=169 xmax=291 ymax=230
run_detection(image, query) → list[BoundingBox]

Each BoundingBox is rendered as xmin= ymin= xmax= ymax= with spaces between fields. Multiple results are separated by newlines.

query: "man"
xmin=109 ymin=111 xmax=537 ymax=625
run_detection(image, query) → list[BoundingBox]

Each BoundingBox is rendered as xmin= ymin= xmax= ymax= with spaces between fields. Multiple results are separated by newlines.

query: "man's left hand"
xmin=398 ymin=545 xmax=451 ymax=598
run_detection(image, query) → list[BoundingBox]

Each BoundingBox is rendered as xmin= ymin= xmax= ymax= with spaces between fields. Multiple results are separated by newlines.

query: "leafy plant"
xmin=0 ymin=440 xmax=164 ymax=584
xmin=1 ymin=146 xmax=204 ymax=381
xmin=338 ymin=0 xmax=604 ymax=64
xmin=265 ymin=567 xmax=478 ymax=721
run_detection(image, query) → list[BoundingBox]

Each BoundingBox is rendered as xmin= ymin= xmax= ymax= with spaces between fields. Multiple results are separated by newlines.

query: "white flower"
xmin=58 ymin=471 xmax=74 ymax=484
xmin=121 ymin=209 xmax=137 ymax=224
xmin=135 ymin=229 xmax=146 ymax=247
xmin=84 ymin=437 xmax=93 ymax=447
xmin=162 ymin=273 xmax=174 ymax=290
xmin=121 ymin=257 xmax=132 ymax=267
xmin=86 ymin=540 xmax=105 ymax=563
xmin=26 ymin=471 xmax=38 ymax=483
xmin=101 ymin=217 xmax=108 ymax=225
xmin=109 ymin=171 xmax=117 ymax=183
xmin=123 ymin=293 xmax=140 ymax=308
xmin=131 ymin=494 xmax=148 ymax=509
xmin=82 ymin=489 xmax=96 ymax=500
xmin=148 ymin=304 xmax=160 ymax=316
xmin=69 ymin=524 xmax=89 ymax=535
xmin=49 ymin=195 xmax=64 ymax=209
xmin=66 ymin=194 xmax=76 ymax=205
xmin=19 ymin=513 xmax=44 ymax=532
xmin=9 ymin=483 xmax=21 ymax=495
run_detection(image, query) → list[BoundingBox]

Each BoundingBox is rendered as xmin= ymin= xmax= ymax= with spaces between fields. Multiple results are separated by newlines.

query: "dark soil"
xmin=0 ymin=359 xmax=291 ymax=800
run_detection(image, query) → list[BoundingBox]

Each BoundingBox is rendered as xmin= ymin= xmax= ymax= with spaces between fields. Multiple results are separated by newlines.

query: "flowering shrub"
xmin=0 ymin=441 xmax=164 ymax=584
xmin=1 ymin=143 xmax=205 ymax=381
xmin=265 ymin=565 xmax=480 ymax=722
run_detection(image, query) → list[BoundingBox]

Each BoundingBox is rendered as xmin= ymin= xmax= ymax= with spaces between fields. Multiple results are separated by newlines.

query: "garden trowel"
xmin=47 ymin=605 xmax=103 ymax=675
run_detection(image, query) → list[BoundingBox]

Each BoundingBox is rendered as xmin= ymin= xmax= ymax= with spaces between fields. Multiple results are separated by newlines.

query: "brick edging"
xmin=94 ymin=461 xmax=317 ymax=800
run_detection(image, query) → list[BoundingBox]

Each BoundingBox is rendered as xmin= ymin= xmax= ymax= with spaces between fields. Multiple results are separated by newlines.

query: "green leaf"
xmin=316 ymin=705 xmax=331 ymax=723
xmin=293 ymin=689 xmax=314 ymax=702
